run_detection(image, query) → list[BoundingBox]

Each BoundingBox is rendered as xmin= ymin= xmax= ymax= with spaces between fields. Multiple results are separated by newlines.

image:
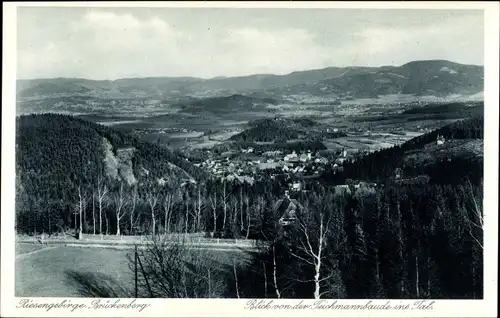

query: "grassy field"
xmin=16 ymin=245 xmax=133 ymax=297
xmin=16 ymin=243 xmax=44 ymax=255
xmin=15 ymin=243 xmax=250 ymax=297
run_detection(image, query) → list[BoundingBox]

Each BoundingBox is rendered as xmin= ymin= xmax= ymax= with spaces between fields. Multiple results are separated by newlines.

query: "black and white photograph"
xmin=1 ymin=2 xmax=499 ymax=317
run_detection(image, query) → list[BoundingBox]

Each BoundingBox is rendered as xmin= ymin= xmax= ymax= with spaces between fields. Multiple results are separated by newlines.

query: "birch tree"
xmin=75 ymin=185 xmax=87 ymax=239
xmin=221 ymin=180 xmax=228 ymax=233
xmin=463 ymin=180 xmax=483 ymax=250
xmin=146 ymin=190 xmax=159 ymax=236
xmin=163 ymin=192 xmax=175 ymax=234
xmin=239 ymin=187 xmax=244 ymax=233
xmin=92 ymin=190 xmax=96 ymax=235
xmin=113 ymin=182 xmax=129 ymax=236
xmin=209 ymin=191 xmax=218 ymax=237
xmin=181 ymin=179 xmax=197 ymax=234
xmin=288 ymin=194 xmax=343 ymax=299
xmin=244 ymin=195 xmax=251 ymax=239
xmin=96 ymin=176 xmax=109 ymax=236
xmin=196 ymin=186 xmax=203 ymax=233
xmin=129 ymin=186 xmax=140 ymax=235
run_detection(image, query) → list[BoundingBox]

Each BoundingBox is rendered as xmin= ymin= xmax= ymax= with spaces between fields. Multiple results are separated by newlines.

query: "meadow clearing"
xmin=15 ymin=241 xmax=252 ymax=297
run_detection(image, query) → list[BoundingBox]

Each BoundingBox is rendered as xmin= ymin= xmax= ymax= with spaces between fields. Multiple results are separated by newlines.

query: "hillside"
xmin=16 ymin=114 xmax=207 ymax=203
xmin=230 ymin=118 xmax=302 ymax=142
xmin=323 ymin=115 xmax=484 ymax=185
xmin=272 ymin=60 xmax=483 ymax=98
xmin=402 ymin=101 xmax=483 ymax=115
xmin=229 ymin=117 xmax=346 ymax=143
xmin=17 ymin=60 xmax=483 ymax=100
xmin=175 ymin=94 xmax=279 ymax=115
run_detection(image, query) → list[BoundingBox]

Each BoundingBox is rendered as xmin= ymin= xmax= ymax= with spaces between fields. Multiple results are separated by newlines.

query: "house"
xmin=264 ymin=150 xmax=283 ymax=157
xmin=314 ymin=157 xmax=329 ymax=164
xmin=334 ymin=184 xmax=351 ymax=196
xmin=436 ymin=134 xmax=446 ymax=146
xmin=299 ymin=153 xmax=309 ymax=162
xmin=275 ymin=192 xmax=303 ymax=227
xmin=290 ymin=182 xmax=303 ymax=192
xmin=284 ymin=151 xmax=298 ymax=162
xmin=335 ymin=158 xmax=346 ymax=165
xmin=394 ymin=167 xmax=403 ymax=179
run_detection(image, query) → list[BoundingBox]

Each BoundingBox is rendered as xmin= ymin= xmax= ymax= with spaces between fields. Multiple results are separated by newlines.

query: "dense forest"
xmin=130 ymin=179 xmax=483 ymax=299
xmin=15 ymin=114 xmax=208 ymax=235
xmin=15 ymin=113 xmax=484 ymax=299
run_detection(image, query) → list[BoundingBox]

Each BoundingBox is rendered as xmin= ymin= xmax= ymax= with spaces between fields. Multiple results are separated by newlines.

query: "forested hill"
xmin=324 ymin=115 xmax=484 ymax=185
xmin=16 ymin=114 xmax=208 ymax=204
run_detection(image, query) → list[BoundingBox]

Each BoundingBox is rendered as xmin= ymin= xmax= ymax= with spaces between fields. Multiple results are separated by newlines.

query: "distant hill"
xmin=272 ymin=60 xmax=483 ymax=98
xmin=17 ymin=60 xmax=483 ymax=100
xmin=229 ymin=117 xmax=331 ymax=143
xmin=230 ymin=118 xmax=300 ymax=142
xmin=402 ymin=101 xmax=483 ymax=115
xmin=176 ymin=94 xmax=279 ymax=114
xmin=16 ymin=114 xmax=208 ymax=207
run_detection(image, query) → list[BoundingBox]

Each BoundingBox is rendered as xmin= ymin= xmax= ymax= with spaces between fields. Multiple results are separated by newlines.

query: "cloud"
xmin=16 ymin=9 xmax=484 ymax=79
xmin=332 ymin=13 xmax=484 ymax=66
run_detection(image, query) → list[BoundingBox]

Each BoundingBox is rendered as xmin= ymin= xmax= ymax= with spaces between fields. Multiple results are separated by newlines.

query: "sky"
xmin=16 ymin=7 xmax=484 ymax=80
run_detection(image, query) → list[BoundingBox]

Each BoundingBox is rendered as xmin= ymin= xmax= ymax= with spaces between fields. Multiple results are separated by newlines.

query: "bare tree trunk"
xmin=232 ymin=203 xmax=238 ymax=231
xmin=263 ymin=262 xmax=268 ymax=298
xmin=185 ymin=194 xmax=189 ymax=234
xmin=207 ymin=268 xmax=211 ymax=298
xmin=151 ymin=212 xmax=156 ymax=236
xmin=472 ymin=264 xmax=476 ymax=299
xmin=163 ymin=194 xmax=173 ymax=235
xmin=290 ymin=206 xmax=330 ymax=300
xmin=105 ymin=213 xmax=109 ymax=235
xmin=396 ymin=200 xmax=405 ymax=296
xmin=129 ymin=189 xmax=138 ymax=235
xmin=427 ymin=255 xmax=431 ymax=298
xmin=92 ymin=192 xmax=95 ymax=235
xmin=130 ymin=211 xmax=134 ymax=235
xmin=245 ymin=196 xmax=251 ymax=239
xmin=273 ymin=245 xmax=281 ymax=298
xmin=222 ymin=182 xmax=227 ymax=233
xmin=78 ymin=186 xmax=84 ymax=238
xmin=240 ymin=187 xmax=244 ymax=233
xmin=415 ymin=255 xmax=420 ymax=298
xmin=97 ymin=177 xmax=108 ymax=237
xmin=210 ymin=194 xmax=217 ymax=237
xmin=313 ymin=219 xmax=325 ymax=299
xmin=191 ymin=200 xmax=197 ymax=233
xmin=233 ymin=260 xmax=240 ymax=299
xmin=114 ymin=183 xmax=128 ymax=236
xmin=197 ymin=187 xmax=202 ymax=232
xmin=147 ymin=191 xmax=159 ymax=237
xmin=99 ymin=201 xmax=102 ymax=235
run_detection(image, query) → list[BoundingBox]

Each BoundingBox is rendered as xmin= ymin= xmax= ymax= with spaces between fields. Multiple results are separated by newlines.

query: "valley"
xmin=14 ymin=59 xmax=485 ymax=300
xmin=16 ymin=90 xmax=482 ymax=188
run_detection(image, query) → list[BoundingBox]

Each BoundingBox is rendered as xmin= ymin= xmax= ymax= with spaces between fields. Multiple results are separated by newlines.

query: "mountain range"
xmin=17 ymin=60 xmax=483 ymax=100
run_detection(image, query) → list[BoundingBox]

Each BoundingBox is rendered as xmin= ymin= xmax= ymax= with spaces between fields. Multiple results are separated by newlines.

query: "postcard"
xmin=2 ymin=1 xmax=498 ymax=317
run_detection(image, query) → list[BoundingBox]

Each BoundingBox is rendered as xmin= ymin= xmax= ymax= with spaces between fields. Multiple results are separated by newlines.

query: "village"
xmin=193 ymin=145 xmax=355 ymax=187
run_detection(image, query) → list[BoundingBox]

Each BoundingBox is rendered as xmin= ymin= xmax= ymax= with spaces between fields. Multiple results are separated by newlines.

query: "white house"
xmin=284 ymin=151 xmax=298 ymax=162
xmin=436 ymin=135 xmax=446 ymax=146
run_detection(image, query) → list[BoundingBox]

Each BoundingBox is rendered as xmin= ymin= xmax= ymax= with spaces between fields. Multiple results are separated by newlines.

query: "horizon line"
xmin=16 ymin=58 xmax=484 ymax=82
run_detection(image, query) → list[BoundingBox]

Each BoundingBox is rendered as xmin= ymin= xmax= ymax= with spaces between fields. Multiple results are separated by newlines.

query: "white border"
xmin=2 ymin=2 xmax=499 ymax=318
